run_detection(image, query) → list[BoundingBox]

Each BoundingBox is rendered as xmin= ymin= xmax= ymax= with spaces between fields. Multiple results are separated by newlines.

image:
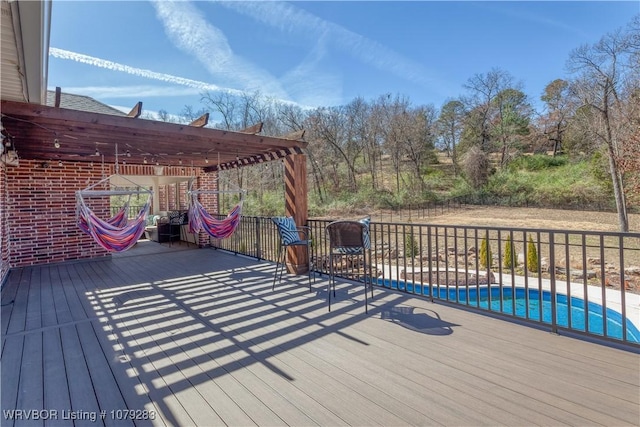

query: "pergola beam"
xmin=189 ymin=113 xmax=209 ymax=128
xmin=239 ymin=122 xmax=263 ymax=134
xmin=0 ymin=100 xmax=307 ymax=169
xmin=127 ymin=101 xmax=143 ymax=118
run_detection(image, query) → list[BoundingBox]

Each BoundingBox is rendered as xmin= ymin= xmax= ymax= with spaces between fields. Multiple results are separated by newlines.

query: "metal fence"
xmin=110 ymin=205 xmax=147 ymax=219
xmin=208 ymin=215 xmax=640 ymax=347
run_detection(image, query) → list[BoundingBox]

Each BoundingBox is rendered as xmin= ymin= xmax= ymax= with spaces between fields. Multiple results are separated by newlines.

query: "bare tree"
xmin=491 ymin=88 xmax=532 ymax=167
xmin=616 ymin=88 xmax=640 ymax=208
xmin=401 ymin=105 xmax=437 ymax=194
xmin=306 ymin=105 xmax=360 ymax=193
xmin=378 ymin=94 xmax=411 ymax=193
xmin=539 ymin=79 xmax=575 ymax=156
xmin=436 ymin=99 xmax=465 ymax=176
xmin=365 ymin=99 xmax=385 ymax=190
xmin=567 ymin=16 xmax=639 ymax=231
xmin=462 ymin=68 xmax=514 ymax=153
xmin=201 ymin=91 xmax=237 ymax=129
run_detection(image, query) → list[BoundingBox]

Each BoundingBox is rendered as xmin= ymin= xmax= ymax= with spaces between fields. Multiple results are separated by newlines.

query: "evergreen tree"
xmin=503 ymin=234 xmax=517 ymax=269
xmin=479 ymin=233 xmax=492 ymax=269
xmin=405 ymin=230 xmax=419 ymax=258
xmin=527 ymin=236 xmax=539 ymax=273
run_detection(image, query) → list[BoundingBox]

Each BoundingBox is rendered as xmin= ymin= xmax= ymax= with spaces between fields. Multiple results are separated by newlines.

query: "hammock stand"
xmin=76 ymin=173 xmax=153 ymax=252
xmin=187 ymin=187 xmax=246 ymax=240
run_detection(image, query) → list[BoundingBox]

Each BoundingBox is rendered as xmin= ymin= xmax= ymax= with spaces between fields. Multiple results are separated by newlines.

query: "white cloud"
xmin=280 ymin=35 xmax=343 ymax=107
xmin=150 ymin=0 xmax=290 ymax=99
xmin=215 ymin=1 xmax=444 ymax=90
xmin=52 ymin=0 xmax=449 ymax=110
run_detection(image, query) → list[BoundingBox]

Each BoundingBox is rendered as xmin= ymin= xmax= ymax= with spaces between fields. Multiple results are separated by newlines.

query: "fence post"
xmin=549 ymin=231 xmax=558 ymax=334
xmin=427 ymin=225 xmax=433 ymax=302
xmin=255 ymin=217 xmax=262 ymax=260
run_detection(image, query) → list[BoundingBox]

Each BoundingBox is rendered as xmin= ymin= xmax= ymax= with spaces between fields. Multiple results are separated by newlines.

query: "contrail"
xmin=50 ymin=47 xmax=249 ymax=97
xmin=215 ymin=1 xmax=443 ymax=90
xmin=50 ymin=47 xmax=307 ymax=107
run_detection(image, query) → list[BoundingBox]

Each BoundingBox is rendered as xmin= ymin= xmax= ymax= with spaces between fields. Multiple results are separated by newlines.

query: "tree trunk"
xmin=603 ymin=91 xmax=629 ymax=232
xmin=606 ymin=135 xmax=629 ymax=232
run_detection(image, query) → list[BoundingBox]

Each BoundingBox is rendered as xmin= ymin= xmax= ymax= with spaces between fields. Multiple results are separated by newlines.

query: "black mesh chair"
xmin=272 ymin=217 xmax=314 ymax=292
xmin=325 ymin=220 xmax=373 ymax=313
xmin=160 ymin=210 xmax=185 ymax=246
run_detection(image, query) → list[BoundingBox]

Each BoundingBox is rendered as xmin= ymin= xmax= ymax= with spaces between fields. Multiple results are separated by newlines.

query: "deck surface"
xmin=1 ymin=242 xmax=639 ymax=426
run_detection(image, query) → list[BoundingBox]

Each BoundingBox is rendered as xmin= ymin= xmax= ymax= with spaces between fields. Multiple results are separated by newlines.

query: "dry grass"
xmin=367 ymin=205 xmax=640 ymax=233
xmin=315 ymin=206 xmax=640 ymax=289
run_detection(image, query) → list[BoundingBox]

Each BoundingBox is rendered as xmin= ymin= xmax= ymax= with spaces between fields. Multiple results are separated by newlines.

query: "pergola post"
xmin=284 ymin=153 xmax=309 ymax=274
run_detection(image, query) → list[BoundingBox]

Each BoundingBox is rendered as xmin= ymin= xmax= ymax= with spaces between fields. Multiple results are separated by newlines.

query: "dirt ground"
xmin=317 ymin=205 xmax=640 ymax=292
xmin=364 ymin=205 xmax=640 ymax=233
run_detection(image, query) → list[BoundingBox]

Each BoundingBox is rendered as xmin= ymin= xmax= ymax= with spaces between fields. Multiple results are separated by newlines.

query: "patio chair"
xmin=160 ymin=210 xmax=187 ymax=246
xmin=272 ymin=216 xmax=314 ymax=292
xmin=325 ymin=219 xmax=373 ymax=313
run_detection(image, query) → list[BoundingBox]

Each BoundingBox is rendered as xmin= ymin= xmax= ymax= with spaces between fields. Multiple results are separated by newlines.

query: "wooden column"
xmin=284 ymin=153 xmax=308 ymax=274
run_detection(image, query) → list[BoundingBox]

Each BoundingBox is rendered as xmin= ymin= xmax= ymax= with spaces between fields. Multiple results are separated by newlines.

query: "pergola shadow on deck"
xmin=1 ymin=248 xmax=639 ymax=426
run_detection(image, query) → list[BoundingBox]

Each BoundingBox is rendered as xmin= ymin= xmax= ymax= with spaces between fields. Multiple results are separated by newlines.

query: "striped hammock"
xmin=76 ymin=195 xmax=152 ymax=252
xmin=188 ymin=198 xmax=242 ymax=239
xmin=77 ymin=204 xmax=129 ymax=235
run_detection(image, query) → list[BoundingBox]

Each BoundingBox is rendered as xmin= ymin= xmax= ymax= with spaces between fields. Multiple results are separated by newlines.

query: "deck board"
xmin=6 ymin=268 xmax=31 ymax=335
xmin=49 ymin=265 xmax=73 ymax=326
xmin=1 ymin=268 xmax=21 ymax=345
xmin=60 ymin=324 xmax=104 ymax=427
xmin=43 ymin=329 xmax=72 ymax=427
xmin=2 ymin=244 xmax=639 ymax=427
xmin=15 ymin=332 xmax=43 ymax=427
xmin=1 ymin=335 xmax=24 ymax=427
xmin=24 ymin=267 xmax=42 ymax=331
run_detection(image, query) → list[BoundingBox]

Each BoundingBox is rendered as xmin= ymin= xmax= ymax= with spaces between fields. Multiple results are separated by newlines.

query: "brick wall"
xmin=1 ymin=163 xmax=8 ymax=285
xmin=0 ymin=160 xmax=218 ymax=281
xmin=5 ymin=159 xmax=110 ymax=269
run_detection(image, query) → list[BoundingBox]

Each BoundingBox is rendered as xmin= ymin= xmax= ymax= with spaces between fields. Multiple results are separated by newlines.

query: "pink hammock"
xmin=76 ymin=174 xmax=153 ymax=252
xmin=76 ymin=199 xmax=151 ymax=252
xmin=188 ymin=198 xmax=243 ymax=239
xmin=77 ymin=204 xmax=129 ymax=235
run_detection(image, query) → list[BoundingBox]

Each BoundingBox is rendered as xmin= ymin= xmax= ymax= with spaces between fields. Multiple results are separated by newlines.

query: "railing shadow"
xmin=76 ymin=249 xmax=432 ymax=425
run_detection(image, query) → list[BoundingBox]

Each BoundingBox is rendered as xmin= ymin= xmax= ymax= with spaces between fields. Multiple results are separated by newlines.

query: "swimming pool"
xmin=376 ymin=279 xmax=640 ymax=344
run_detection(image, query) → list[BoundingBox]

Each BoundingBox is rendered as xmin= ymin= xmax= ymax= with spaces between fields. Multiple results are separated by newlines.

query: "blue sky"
xmin=48 ymin=1 xmax=639 ymax=118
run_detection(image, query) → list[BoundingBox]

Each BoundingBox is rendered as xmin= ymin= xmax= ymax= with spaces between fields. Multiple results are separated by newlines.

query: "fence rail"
xmin=110 ymin=205 xmax=147 ymax=219
xmin=207 ymin=215 xmax=640 ymax=347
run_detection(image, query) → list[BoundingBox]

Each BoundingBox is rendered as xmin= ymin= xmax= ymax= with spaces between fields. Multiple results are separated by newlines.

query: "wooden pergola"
xmin=0 ymin=100 xmax=306 ymax=171
xmin=0 ymin=99 xmax=311 ymax=274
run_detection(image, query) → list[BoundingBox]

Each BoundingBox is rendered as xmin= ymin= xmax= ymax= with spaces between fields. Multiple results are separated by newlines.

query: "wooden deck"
xmin=2 ymin=243 xmax=639 ymax=426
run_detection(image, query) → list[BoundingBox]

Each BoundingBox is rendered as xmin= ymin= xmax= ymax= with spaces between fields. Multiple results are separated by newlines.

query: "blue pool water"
xmin=377 ymin=279 xmax=640 ymax=343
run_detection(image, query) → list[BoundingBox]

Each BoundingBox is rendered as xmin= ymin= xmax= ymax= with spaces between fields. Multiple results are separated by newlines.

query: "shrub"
xmin=405 ymin=230 xmax=419 ymax=258
xmin=503 ymin=234 xmax=517 ymax=269
xmin=479 ymin=233 xmax=492 ymax=269
xmin=527 ymin=236 xmax=539 ymax=273
xmin=463 ymin=145 xmax=490 ymax=189
xmin=508 ymin=154 xmax=568 ymax=172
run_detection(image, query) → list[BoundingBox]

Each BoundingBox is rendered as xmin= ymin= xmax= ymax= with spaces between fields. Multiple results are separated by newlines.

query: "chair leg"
xmin=307 ymin=244 xmax=312 ymax=293
xmin=368 ymin=251 xmax=374 ymax=300
xmin=272 ymin=246 xmax=282 ymax=290
xmin=279 ymin=247 xmax=287 ymax=283
xmin=363 ymin=257 xmax=368 ymax=314
xmin=332 ymin=255 xmax=337 ymax=297
xmin=328 ymin=254 xmax=333 ymax=312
